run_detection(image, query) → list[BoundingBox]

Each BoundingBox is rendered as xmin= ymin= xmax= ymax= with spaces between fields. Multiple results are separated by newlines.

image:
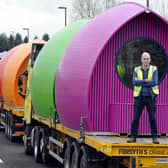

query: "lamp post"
xmin=146 ymin=0 xmax=150 ymax=13
xmin=146 ymin=0 xmax=149 ymax=8
xmin=58 ymin=6 xmax=67 ymax=27
xmin=22 ymin=28 xmax=29 ymax=42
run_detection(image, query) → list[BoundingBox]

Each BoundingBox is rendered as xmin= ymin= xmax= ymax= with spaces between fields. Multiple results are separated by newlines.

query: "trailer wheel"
xmin=40 ymin=129 xmax=49 ymax=164
xmin=9 ymin=124 xmax=14 ymax=142
xmin=24 ymin=134 xmax=30 ymax=154
xmin=5 ymin=121 xmax=7 ymax=135
xmin=24 ymin=126 xmax=33 ymax=155
xmin=41 ymin=139 xmax=48 ymax=164
xmin=8 ymin=115 xmax=14 ymax=142
xmin=5 ymin=115 xmax=8 ymax=136
xmin=34 ymin=128 xmax=42 ymax=163
xmin=79 ymin=146 xmax=90 ymax=168
xmin=63 ymin=138 xmax=72 ymax=168
xmin=5 ymin=115 xmax=9 ymax=137
xmin=70 ymin=142 xmax=80 ymax=168
xmin=64 ymin=147 xmax=71 ymax=168
xmin=7 ymin=117 xmax=10 ymax=138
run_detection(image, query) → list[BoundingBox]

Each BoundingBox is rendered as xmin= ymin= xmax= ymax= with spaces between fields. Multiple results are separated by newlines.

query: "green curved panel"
xmin=31 ymin=19 xmax=89 ymax=119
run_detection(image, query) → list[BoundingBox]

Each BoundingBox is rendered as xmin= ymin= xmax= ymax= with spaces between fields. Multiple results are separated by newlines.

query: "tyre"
xmin=9 ymin=124 xmax=14 ymax=142
xmin=34 ymin=127 xmax=42 ymax=163
xmin=7 ymin=117 xmax=10 ymax=138
xmin=24 ymin=126 xmax=33 ymax=155
xmin=5 ymin=116 xmax=7 ymax=136
xmin=64 ymin=147 xmax=71 ymax=168
xmin=79 ymin=146 xmax=91 ymax=168
xmin=24 ymin=134 xmax=30 ymax=154
xmin=40 ymin=128 xmax=49 ymax=164
xmin=63 ymin=138 xmax=72 ymax=168
xmin=8 ymin=114 xmax=14 ymax=142
xmin=70 ymin=142 xmax=80 ymax=168
xmin=79 ymin=152 xmax=87 ymax=168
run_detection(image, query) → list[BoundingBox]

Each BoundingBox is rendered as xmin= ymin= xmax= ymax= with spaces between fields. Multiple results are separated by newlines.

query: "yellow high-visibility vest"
xmin=134 ymin=65 xmax=159 ymax=97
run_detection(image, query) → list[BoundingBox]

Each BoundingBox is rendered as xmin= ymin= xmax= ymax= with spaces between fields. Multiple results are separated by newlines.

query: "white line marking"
xmin=0 ymin=158 xmax=4 ymax=163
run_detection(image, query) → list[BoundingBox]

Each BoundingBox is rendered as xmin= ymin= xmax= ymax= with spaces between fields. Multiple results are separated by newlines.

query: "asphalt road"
xmin=0 ymin=131 xmax=62 ymax=168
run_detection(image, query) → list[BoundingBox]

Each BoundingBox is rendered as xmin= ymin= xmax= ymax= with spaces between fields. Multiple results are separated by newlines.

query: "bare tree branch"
xmin=72 ymin=0 xmax=101 ymax=19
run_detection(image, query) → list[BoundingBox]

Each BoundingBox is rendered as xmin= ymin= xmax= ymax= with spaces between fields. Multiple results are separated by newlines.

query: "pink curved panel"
xmin=56 ymin=2 xmax=168 ymax=134
xmin=55 ymin=2 xmax=146 ymax=132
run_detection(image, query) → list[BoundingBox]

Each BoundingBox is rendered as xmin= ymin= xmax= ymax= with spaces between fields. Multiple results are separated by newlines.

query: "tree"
xmin=72 ymin=0 xmax=101 ymax=19
xmin=34 ymin=36 xmax=38 ymax=40
xmin=0 ymin=33 xmax=8 ymax=52
xmin=72 ymin=0 xmax=118 ymax=20
xmin=42 ymin=33 xmax=50 ymax=41
xmin=105 ymin=0 xmax=118 ymax=9
xmin=8 ymin=34 xmax=15 ymax=49
xmin=155 ymin=0 xmax=168 ymax=19
xmin=23 ymin=36 xmax=28 ymax=43
xmin=14 ymin=33 xmax=23 ymax=46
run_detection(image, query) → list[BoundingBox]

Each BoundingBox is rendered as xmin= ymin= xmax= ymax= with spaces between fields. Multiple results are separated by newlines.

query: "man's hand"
xmin=135 ymin=77 xmax=137 ymax=80
xmin=145 ymin=79 xmax=152 ymax=82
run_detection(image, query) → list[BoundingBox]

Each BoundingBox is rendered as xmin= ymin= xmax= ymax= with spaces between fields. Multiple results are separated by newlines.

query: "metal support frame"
xmin=79 ymin=116 xmax=86 ymax=143
xmin=49 ymin=136 xmax=64 ymax=164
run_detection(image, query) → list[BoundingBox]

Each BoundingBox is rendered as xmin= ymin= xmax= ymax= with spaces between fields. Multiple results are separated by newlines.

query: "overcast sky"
xmin=0 ymin=0 xmax=167 ymax=40
xmin=0 ymin=0 xmax=73 ymax=40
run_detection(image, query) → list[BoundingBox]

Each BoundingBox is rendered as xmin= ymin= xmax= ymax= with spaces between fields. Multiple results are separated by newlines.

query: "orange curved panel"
xmin=0 ymin=45 xmax=23 ymax=101
xmin=2 ymin=43 xmax=32 ymax=110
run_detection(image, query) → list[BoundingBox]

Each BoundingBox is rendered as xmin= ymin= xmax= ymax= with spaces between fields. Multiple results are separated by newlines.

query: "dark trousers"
xmin=131 ymin=96 xmax=158 ymax=139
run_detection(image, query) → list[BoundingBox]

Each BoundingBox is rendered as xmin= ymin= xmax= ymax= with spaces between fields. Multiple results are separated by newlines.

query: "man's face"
xmin=141 ymin=53 xmax=151 ymax=67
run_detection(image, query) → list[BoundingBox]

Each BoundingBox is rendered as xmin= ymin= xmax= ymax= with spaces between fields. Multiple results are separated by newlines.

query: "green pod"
xmin=31 ymin=19 xmax=89 ymax=119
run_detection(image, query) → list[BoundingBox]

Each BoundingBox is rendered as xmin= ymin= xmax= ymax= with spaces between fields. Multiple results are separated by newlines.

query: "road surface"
xmin=0 ymin=131 xmax=62 ymax=168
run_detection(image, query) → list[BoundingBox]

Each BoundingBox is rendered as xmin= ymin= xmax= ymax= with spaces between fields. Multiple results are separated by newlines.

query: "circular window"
xmin=115 ymin=38 xmax=167 ymax=89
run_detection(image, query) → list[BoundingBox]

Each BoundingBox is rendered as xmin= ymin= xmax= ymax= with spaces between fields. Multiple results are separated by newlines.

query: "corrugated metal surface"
xmin=89 ymin=13 xmax=168 ymax=134
xmin=55 ymin=2 xmax=146 ymax=131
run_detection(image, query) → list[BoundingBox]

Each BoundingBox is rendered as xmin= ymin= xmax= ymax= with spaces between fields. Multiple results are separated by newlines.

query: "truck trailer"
xmin=22 ymin=2 xmax=168 ymax=168
xmin=0 ymin=40 xmax=45 ymax=141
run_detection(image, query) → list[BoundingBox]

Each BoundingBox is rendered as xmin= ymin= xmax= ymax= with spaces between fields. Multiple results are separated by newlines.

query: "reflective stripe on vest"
xmin=134 ymin=65 xmax=159 ymax=97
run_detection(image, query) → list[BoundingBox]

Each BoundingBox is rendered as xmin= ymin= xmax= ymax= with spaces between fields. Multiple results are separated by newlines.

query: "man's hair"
xmin=141 ymin=52 xmax=151 ymax=59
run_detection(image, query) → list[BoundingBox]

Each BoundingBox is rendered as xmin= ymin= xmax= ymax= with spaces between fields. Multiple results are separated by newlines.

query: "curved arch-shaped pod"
xmin=2 ymin=43 xmax=32 ymax=114
xmin=0 ymin=46 xmax=22 ymax=101
xmin=31 ymin=19 xmax=89 ymax=119
xmin=55 ymin=2 xmax=168 ymax=134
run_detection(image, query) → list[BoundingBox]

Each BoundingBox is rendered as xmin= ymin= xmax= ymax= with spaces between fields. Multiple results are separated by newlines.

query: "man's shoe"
xmin=152 ymin=138 xmax=159 ymax=144
xmin=127 ymin=137 xmax=136 ymax=143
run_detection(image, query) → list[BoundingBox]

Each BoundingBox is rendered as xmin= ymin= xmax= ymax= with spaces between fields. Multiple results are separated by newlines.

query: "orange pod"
xmin=0 ymin=46 xmax=21 ymax=101
xmin=2 ymin=43 xmax=32 ymax=115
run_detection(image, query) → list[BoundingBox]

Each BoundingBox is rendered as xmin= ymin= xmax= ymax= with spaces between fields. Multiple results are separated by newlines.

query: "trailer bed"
xmin=91 ymin=135 xmax=168 ymax=144
xmin=32 ymin=116 xmax=168 ymax=158
xmin=85 ymin=135 xmax=168 ymax=157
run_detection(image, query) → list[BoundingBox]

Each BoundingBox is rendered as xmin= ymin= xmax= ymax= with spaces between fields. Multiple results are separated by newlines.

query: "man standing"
xmin=127 ymin=52 xmax=159 ymax=144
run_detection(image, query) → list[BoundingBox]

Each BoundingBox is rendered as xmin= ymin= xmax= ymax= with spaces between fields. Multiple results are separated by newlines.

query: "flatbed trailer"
xmin=0 ymin=102 xmax=25 ymax=141
xmin=22 ymin=12 xmax=168 ymax=167
xmin=24 ymin=114 xmax=168 ymax=168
